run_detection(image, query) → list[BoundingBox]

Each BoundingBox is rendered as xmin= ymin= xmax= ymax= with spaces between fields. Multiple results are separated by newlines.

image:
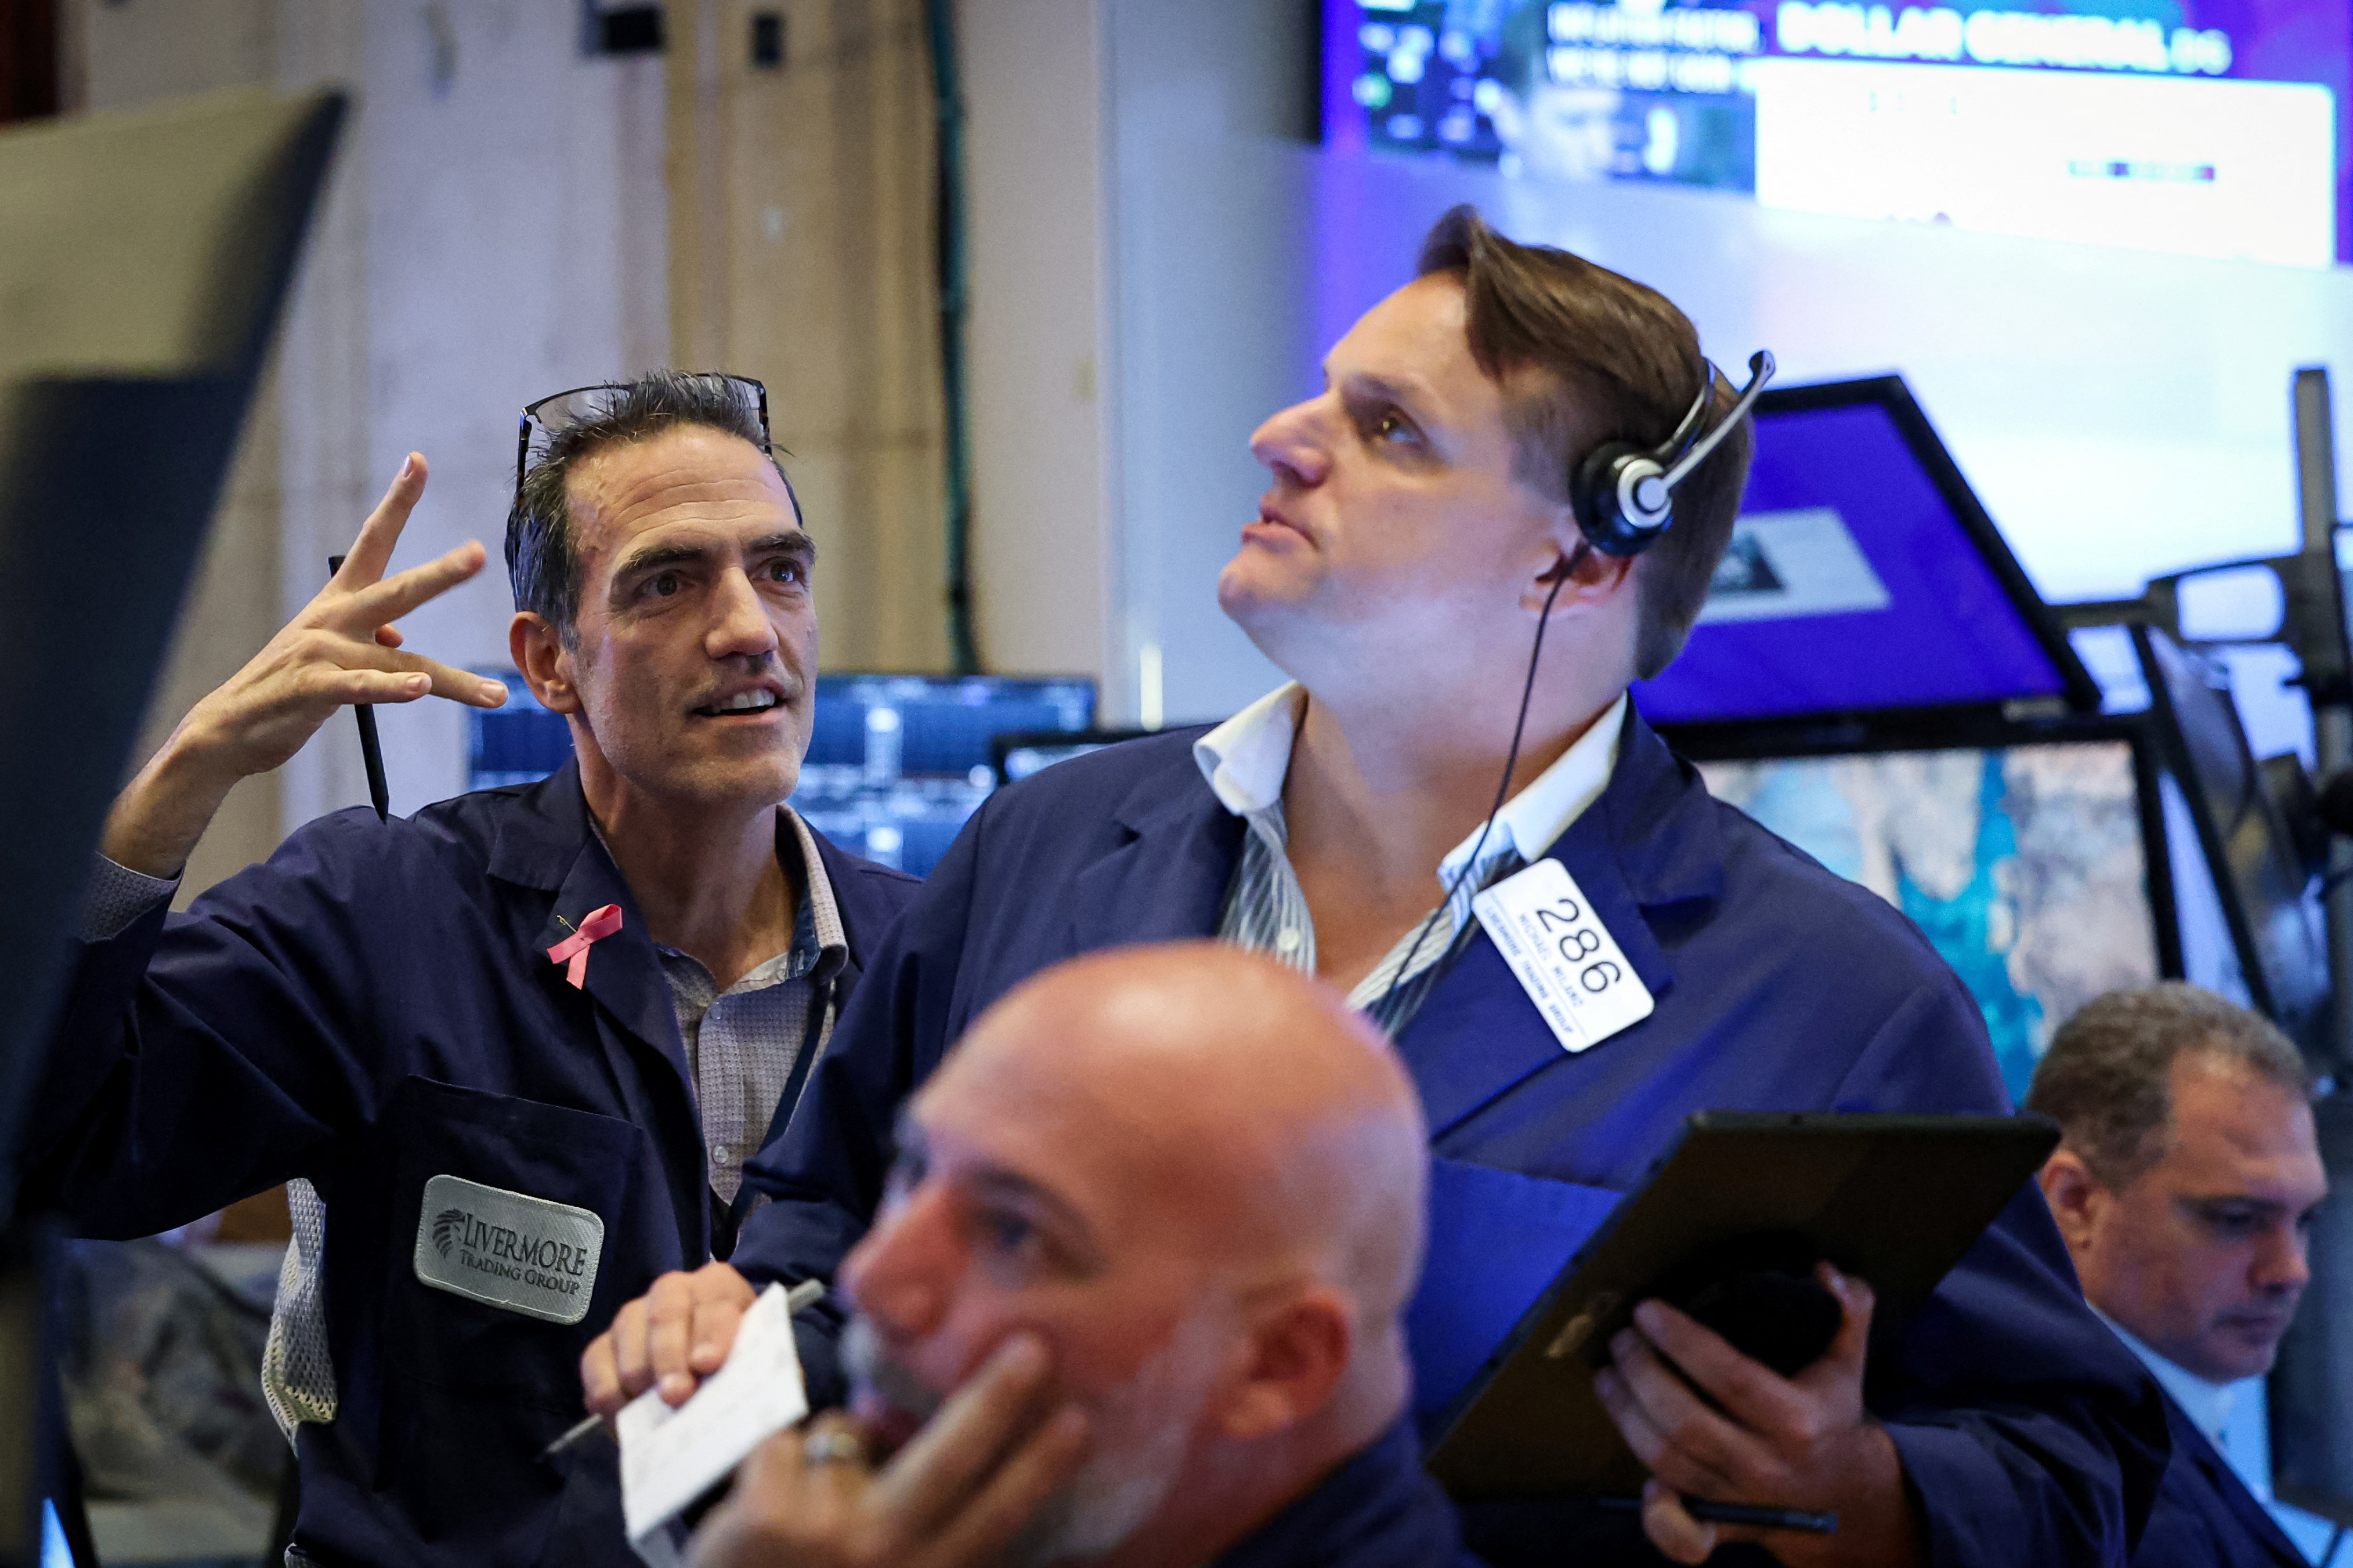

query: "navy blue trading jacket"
xmin=1212 ymin=1419 xmax=1478 ymax=1568
xmin=733 ymin=705 xmax=2172 ymax=1567
xmin=21 ymin=762 xmax=919 ymax=1568
xmin=2130 ymin=1393 xmax=2308 ymax=1568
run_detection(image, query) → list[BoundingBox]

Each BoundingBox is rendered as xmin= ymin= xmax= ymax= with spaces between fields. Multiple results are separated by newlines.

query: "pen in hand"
xmin=541 ymin=1277 xmax=827 ymax=1460
xmin=327 ymin=555 xmax=392 ymax=821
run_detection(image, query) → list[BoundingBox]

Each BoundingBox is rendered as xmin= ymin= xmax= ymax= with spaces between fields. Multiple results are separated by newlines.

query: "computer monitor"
xmin=991 ymin=729 xmax=1162 ymax=787
xmin=792 ymin=675 xmax=1096 ymax=875
xmin=1635 ymin=376 xmax=2098 ymax=727
xmin=468 ymin=679 xmax=572 ymax=791
xmin=2133 ymin=625 xmax=2332 ymax=1058
xmin=1669 ymin=717 xmax=2173 ymax=1100
xmin=0 ymin=88 xmax=348 ymax=1567
xmin=466 ymin=673 xmax=1100 ymax=878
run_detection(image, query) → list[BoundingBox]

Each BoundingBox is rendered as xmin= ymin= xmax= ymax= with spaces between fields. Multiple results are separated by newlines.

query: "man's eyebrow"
xmin=749 ymin=530 xmax=817 ymax=563
xmin=887 ymin=1111 xmax=1102 ymax=1261
xmin=615 ymin=528 xmax=815 ymax=580
xmin=616 ymin=539 xmax=714 ymax=578
xmin=2182 ymin=1194 xmax=2290 ymax=1215
xmin=1336 ymin=369 xmax=1442 ymax=419
xmin=967 ymin=1165 xmax=1105 ymax=1261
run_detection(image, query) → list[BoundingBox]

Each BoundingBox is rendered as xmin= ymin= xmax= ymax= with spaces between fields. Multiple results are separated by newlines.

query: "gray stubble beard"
xmin=841 ymin=1307 xmax=1232 ymax=1567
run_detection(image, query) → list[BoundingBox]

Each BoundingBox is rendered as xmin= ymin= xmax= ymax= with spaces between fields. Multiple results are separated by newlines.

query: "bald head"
xmin=838 ymin=944 xmax=1433 ymax=1566
xmin=930 ymin=943 xmax=1429 ymax=1317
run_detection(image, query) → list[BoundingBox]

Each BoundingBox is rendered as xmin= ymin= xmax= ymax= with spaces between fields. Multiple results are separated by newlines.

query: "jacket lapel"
xmin=1394 ymin=707 xmax=1722 ymax=1142
xmin=486 ymin=762 xmax=709 ymax=1255
xmin=540 ymin=850 xmax=688 ymax=1084
xmin=2175 ymin=1411 xmax=2310 ymax=1567
xmin=1064 ymin=777 xmax=1247 ymax=953
xmin=487 ymin=762 xmax=695 ymax=1105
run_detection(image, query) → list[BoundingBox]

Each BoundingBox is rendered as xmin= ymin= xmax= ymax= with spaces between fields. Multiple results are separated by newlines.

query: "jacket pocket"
xmin=371 ymin=1076 xmax=644 ymax=1558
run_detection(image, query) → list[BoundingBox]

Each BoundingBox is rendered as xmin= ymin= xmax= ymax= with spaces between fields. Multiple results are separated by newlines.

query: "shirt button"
xmin=1275 ymin=927 xmax=1302 ymax=953
xmin=712 ymin=1145 xmax=732 ymax=1165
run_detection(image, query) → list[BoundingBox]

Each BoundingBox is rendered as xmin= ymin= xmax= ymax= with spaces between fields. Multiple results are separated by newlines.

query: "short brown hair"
xmin=505 ymin=370 xmax=797 ymax=644
xmin=2025 ymin=982 xmax=2312 ymax=1189
xmin=1416 ymin=204 xmax=1752 ymax=680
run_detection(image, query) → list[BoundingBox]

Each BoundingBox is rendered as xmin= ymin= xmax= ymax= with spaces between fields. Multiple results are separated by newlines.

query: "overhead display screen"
xmin=1632 ymin=379 xmax=2081 ymax=724
xmin=1327 ymin=0 xmax=2349 ymax=266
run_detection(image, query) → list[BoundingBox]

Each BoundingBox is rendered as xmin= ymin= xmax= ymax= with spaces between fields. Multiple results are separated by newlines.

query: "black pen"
xmin=327 ymin=555 xmax=391 ymax=820
xmin=1595 ymin=1495 xmax=1838 ymax=1534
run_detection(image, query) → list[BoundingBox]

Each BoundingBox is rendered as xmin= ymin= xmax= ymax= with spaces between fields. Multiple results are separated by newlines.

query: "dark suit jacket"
xmin=2131 ymin=1391 xmax=2309 ymax=1568
xmin=736 ymin=705 xmax=2170 ymax=1566
xmin=22 ymin=762 xmax=920 ymax=1568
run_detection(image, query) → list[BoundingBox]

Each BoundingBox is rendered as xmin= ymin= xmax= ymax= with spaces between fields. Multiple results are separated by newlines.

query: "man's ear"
xmin=1212 ymin=1289 xmax=1354 ymax=1443
xmin=2037 ymin=1149 xmax=2108 ymax=1254
xmin=1521 ymin=517 xmax=1636 ymax=617
xmin=509 ymin=612 xmax=580 ymax=716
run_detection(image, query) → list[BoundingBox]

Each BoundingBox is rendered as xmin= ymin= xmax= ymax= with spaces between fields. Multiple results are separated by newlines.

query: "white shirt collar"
xmin=2094 ymin=1308 xmax=2241 ymax=1446
xmin=1194 ymin=683 xmax=1306 ymax=817
xmin=1194 ymin=683 xmax=1629 ymax=878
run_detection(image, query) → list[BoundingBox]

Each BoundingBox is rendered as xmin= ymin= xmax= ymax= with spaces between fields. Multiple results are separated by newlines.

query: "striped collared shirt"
xmin=1194 ymin=685 xmax=1628 ymax=1036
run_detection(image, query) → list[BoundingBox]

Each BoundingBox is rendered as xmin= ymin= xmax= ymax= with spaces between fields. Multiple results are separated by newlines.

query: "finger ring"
xmin=801 ymin=1429 xmax=866 ymax=1468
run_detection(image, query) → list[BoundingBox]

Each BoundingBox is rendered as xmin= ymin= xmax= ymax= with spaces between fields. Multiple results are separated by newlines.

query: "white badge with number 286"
xmin=1472 ymin=859 xmax=1655 ymax=1053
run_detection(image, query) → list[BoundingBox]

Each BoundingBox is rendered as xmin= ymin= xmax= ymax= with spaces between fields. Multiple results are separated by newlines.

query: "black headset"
xmin=1570 ymin=349 xmax=1777 ymax=556
xmin=1372 ymin=348 xmax=1779 ymax=1019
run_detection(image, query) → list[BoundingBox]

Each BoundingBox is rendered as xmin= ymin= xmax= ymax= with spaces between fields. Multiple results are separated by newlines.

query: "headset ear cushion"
xmin=1573 ymin=441 xmax=1643 ymax=554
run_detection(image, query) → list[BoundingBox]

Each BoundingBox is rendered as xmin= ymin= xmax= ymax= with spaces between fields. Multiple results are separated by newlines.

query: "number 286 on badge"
xmin=1472 ymin=859 xmax=1655 ymax=1054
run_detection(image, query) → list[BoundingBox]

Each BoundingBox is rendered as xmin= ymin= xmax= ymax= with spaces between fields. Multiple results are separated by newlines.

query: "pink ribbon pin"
xmin=547 ymin=904 xmax=624 ymax=990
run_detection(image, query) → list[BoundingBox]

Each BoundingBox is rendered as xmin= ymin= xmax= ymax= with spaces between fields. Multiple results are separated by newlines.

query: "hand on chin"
xmin=851 ymin=1395 xmax=927 ymax=1461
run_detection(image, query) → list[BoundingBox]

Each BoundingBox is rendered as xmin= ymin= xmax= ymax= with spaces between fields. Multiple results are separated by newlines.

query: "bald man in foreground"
xmin=663 ymin=943 xmax=1469 ymax=1567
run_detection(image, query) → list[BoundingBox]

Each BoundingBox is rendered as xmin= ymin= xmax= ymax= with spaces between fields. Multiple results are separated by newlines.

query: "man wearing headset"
xmin=587 ymin=208 xmax=2167 ymax=1565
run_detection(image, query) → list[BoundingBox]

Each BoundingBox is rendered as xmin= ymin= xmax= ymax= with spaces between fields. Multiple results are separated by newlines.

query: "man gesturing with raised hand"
xmin=22 ymin=372 xmax=920 ymax=1568
xmin=96 ymin=452 xmax=504 ymax=877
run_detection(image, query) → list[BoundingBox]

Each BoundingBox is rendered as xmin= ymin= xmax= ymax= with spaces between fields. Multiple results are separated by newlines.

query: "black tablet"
xmin=1423 ymin=1111 xmax=2059 ymax=1499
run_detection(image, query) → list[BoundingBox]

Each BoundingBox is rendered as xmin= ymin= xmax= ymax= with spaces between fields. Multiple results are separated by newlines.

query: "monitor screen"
xmin=2136 ymin=627 xmax=2331 ymax=1053
xmin=1326 ymin=0 xmax=2347 ymax=267
xmin=1696 ymin=737 xmax=2162 ymax=1098
xmin=466 ymin=673 xmax=1098 ymax=878
xmin=1632 ymin=379 xmax=2088 ymax=725
xmin=992 ymin=729 xmax=1163 ymax=786
xmin=793 ymin=675 xmax=1097 ymax=876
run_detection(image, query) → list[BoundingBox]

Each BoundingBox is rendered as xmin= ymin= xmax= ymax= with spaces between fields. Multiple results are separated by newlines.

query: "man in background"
xmin=2029 ymin=982 xmax=2327 ymax=1568
xmin=681 ymin=944 xmax=1468 ymax=1568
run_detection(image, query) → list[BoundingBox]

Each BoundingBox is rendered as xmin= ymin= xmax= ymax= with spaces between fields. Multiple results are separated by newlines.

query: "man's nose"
xmin=1249 ymin=397 xmax=1331 ymax=487
xmin=705 ymin=566 xmax=780 ymax=662
xmin=838 ymin=1186 xmax=957 ymax=1341
xmin=2256 ymin=1223 xmax=2314 ymax=1295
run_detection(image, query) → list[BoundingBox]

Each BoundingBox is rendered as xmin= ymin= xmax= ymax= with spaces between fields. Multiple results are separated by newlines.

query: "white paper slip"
xmin=619 ymin=1282 xmax=811 ymax=1550
xmin=1473 ymin=858 xmax=1656 ymax=1054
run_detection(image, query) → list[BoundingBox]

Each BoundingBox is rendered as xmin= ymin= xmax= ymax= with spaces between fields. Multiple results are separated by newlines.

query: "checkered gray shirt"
xmin=655 ymin=808 xmax=846 ymax=1205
